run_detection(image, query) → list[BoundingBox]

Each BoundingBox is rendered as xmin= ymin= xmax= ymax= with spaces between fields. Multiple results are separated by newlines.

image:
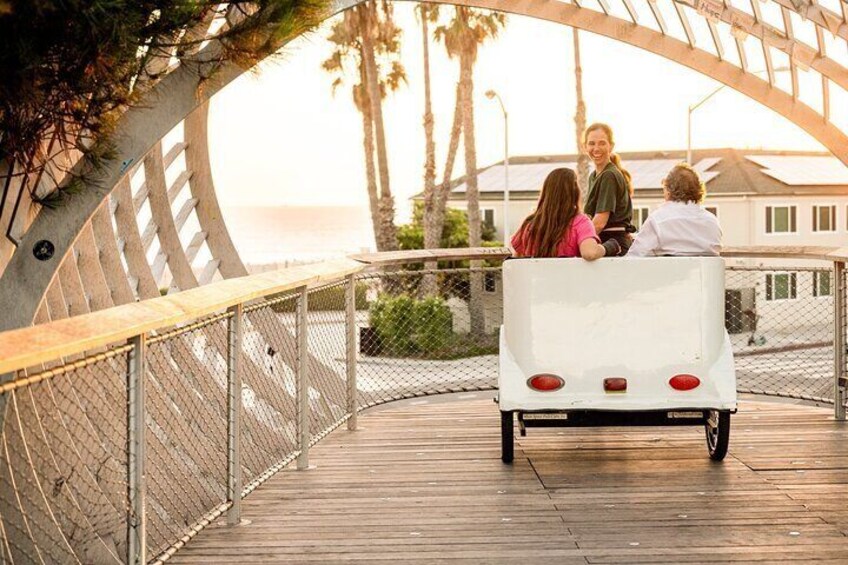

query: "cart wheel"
xmin=705 ymin=410 xmax=730 ymax=461
xmin=501 ymin=410 xmax=514 ymax=464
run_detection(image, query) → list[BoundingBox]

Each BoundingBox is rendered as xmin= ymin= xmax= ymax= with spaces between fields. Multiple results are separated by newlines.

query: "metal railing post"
xmin=227 ymin=304 xmax=243 ymax=524
xmin=297 ymin=286 xmax=310 ymax=469
xmin=127 ymin=334 xmax=147 ymax=565
xmin=0 ymin=372 xmax=12 ymax=424
xmin=346 ymin=275 xmax=358 ymax=431
xmin=836 ymin=261 xmax=846 ymax=420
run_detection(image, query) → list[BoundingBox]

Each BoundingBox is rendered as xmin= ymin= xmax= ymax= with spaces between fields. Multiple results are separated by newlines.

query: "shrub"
xmin=369 ymin=294 xmax=452 ymax=356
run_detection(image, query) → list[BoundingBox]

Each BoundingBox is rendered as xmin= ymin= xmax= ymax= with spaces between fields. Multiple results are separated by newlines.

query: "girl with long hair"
xmin=511 ymin=168 xmax=619 ymax=259
xmin=583 ymin=123 xmax=634 ymax=255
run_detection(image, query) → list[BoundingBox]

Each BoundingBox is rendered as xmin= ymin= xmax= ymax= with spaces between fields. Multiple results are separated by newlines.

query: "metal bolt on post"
xmin=835 ymin=261 xmax=846 ymax=421
xmin=127 ymin=334 xmax=147 ymax=565
xmin=346 ymin=275 xmax=358 ymax=431
xmin=297 ymin=286 xmax=310 ymax=469
xmin=227 ymin=304 xmax=244 ymax=524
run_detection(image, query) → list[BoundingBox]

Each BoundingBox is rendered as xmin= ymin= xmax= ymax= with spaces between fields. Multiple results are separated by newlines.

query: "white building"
xmin=415 ymin=149 xmax=848 ymax=335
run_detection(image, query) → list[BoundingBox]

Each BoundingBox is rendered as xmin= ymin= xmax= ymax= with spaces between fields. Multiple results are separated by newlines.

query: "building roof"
xmin=745 ymin=155 xmax=848 ymax=186
xmin=450 ymin=158 xmax=721 ymax=194
xmin=419 ymin=149 xmax=848 ymax=201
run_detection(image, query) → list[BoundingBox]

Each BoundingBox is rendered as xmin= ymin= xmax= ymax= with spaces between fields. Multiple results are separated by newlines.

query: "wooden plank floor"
xmin=170 ymin=394 xmax=848 ymax=564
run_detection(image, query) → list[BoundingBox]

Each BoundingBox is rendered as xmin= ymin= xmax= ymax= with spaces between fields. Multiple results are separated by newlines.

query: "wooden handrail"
xmin=0 ymin=245 xmax=845 ymax=375
xmin=0 ymin=258 xmax=363 ymax=374
xmin=351 ymin=247 xmax=512 ymax=265
xmin=720 ymin=246 xmax=848 ymax=262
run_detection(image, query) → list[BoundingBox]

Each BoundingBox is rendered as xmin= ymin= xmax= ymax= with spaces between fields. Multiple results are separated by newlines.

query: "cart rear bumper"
xmin=512 ymin=408 xmax=735 ymax=429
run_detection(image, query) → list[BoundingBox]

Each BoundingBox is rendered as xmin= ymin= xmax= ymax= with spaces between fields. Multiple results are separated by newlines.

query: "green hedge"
xmin=369 ymin=294 xmax=452 ymax=356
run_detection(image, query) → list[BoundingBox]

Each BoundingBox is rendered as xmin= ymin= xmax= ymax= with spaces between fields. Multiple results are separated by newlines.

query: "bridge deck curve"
xmin=170 ymin=395 xmax=848 ymax=564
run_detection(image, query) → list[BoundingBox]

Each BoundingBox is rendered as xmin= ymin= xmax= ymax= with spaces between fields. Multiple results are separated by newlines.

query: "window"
xmin=813 ymin=271 xmax=832 ymax=297
xmin=481 ymin=208 xmax=495 ymax=231
xmin=704 ymin=206 xmax=718 ymax=218
xmin=765 ymin=273 xmax=797 ymax=301
xmin=765 ymin=206 xmax=797 ymax=233
xmin=632 ymin=207 xmax=650 ymax=230
xmin=484 ymin=273 xmax=497 ymax=292
xmin=812 ymin=205 xmax=836 ymax=232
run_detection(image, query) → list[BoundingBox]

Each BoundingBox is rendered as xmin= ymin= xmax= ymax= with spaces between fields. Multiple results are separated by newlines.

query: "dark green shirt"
xmin=585 ymin=162 xmax=633 ymax=230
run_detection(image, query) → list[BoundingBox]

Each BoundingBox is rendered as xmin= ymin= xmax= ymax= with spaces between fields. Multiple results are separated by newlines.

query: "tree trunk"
xmin=428 ymin=82 xmax=463 ymax=253
xmin=459 ymin=59 xmax=479 ymax=249
xmin=421 ymin=8 xmax=437 ymax=231
xmin=459 ymin=23 xmax=485 ymax=337
xmin=420 ymin=7 xmax=439 ymax=295
xmin=357 ymin=73 xmax=381 ymax=250
xmin=573 ymin=29 xmax=589 ymax=193
xmin=359 ymin=0 xmax=397 ymax=251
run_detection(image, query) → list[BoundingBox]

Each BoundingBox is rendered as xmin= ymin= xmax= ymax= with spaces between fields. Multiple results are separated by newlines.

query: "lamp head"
xmin=485 ymin=90 xmax=496 ymax=99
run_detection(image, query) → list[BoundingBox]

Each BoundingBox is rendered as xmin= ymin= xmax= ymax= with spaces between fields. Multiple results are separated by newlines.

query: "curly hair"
xmin=663 ymin=163 xmax=705 ymax=203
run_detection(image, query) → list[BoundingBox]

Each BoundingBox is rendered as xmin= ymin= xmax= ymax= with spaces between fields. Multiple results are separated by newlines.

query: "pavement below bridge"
xmin=170 ymin=393 xmax=848 ymax=564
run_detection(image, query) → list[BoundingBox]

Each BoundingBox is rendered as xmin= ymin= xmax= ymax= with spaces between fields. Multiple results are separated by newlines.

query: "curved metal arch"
xmin=1 ymin=0 xmax=848 ymax=331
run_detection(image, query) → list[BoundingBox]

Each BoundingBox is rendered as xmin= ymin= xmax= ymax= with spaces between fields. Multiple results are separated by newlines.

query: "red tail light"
xmin=526 ymin=374 xmax=564 ymax=392
xmin=669 ymin=374 xmax=700 ymax=391
xmin=604 ymin=378 xmax=627 ymax=392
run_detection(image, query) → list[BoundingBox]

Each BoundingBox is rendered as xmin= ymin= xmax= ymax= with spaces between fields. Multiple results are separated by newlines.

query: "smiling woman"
xmin=582 ymin=123 xmax=634 ymax=255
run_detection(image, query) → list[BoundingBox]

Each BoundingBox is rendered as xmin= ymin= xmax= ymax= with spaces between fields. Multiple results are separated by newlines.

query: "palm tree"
xmin=322 ymin=1 xmax=405 ymax=251
xmin=417 ymin=4 xmax=438 ymax=237
xmin=417 ymin=3 xmax=440 ymax=295
xmin=416 ymin=6 xmax=465 ymax=257
xmin=573 ymin=29 xmax=589 ymax=192
xmin=435 ymin=6 xmax=505 ymax=334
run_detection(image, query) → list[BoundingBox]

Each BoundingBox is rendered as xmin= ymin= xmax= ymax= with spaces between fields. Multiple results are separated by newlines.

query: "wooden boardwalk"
xmin=170 ymin=395 xmax=848 ymax=564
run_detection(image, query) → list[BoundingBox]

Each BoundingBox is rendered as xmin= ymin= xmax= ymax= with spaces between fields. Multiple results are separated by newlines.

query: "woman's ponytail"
xmin=610 ymin=153 xmax=633 ymax=196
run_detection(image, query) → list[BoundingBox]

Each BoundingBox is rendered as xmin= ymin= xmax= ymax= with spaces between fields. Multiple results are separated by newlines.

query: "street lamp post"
xmin=687 ymin=83 xmax=725 ymax=165
xmin=485 ymin=90 xmax=509 ymax=241
xmin=687 ymin=68 xmax=789 ymax=164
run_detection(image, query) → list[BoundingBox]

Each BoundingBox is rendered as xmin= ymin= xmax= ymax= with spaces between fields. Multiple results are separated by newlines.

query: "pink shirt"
xmin=511 ymin=214 xmax=600 ymax=258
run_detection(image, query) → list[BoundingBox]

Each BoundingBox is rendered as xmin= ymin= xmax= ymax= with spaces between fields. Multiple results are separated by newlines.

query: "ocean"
xmin=221 ymin=205 xmax=376 ymax=270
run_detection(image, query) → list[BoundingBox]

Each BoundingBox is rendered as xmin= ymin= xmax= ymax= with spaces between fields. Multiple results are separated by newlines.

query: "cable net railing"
xmin=0 ymin=253 xmax=845 ymax=563
xmin=727 ymin=266 xmax=838 ymax=403
xmin=0 ymin=347 xmax=130 ymax=564
xmin=144 ymin=315 xmax=231 ymax=557
xmin=355 ymin=267 xmax=502 ymax=408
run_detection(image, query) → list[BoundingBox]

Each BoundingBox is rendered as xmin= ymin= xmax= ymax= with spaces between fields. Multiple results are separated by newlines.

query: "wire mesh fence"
xmin=241 ymin=295 xmax=300 ymax=489
xmin=303 ymin=281 xmax=351 ymax=443
xmin=355 ymin=267 xmax=503 ymax=409
xmin=145 ymin=315 xmax=230 ymax=559
xmin=0 ymin=257 xmax=846 ymax=564
xmin=839 ymin=263 xmax=847 ymax=409
xmin=0 ymin=347 xmax=130 ymax=564
xmin=727 ymin=266 xmax=837 ymax=402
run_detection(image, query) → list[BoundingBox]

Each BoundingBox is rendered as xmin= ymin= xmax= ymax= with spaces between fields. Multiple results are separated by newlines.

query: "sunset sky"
xmin=207 ymin=5 xmax=835 ymax=218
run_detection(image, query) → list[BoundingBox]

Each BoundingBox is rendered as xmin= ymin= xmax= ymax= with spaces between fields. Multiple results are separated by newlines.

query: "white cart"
xmin=498 ymin=257 xmax=737 ymax=462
